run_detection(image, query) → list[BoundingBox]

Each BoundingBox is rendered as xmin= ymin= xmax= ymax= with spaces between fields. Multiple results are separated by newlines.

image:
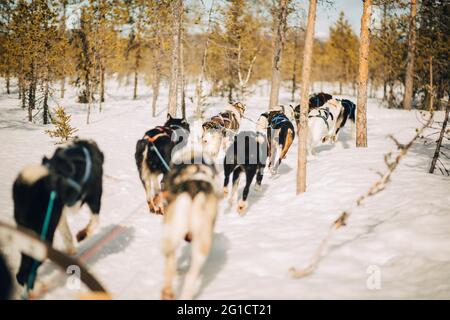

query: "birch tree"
xmin=296 ymin=0 xmax=317 ymax=194
xmin=356 ymin=0 xmax=372 ymax=148
xmin=268 ymin=0 xmax=289 ymax=110
xmin=403 ymin=0 xmax=417 ymax=110
xmin=167 ymin=0 xmax=183 ymax=117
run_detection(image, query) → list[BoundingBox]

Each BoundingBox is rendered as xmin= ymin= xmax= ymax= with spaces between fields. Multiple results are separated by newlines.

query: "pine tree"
xmin=45 ymin=106 xmax=79 ymax=143
xmin=326 ymin=12 xmax=359 ymax=95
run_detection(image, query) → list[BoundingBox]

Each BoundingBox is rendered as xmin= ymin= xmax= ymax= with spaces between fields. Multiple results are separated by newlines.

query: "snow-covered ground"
xmin=0 ymin=80 xmax=449 ymax=299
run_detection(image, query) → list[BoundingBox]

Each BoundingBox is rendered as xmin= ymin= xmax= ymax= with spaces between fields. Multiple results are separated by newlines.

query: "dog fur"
xmin=223 ymin=131 xmax=267 ymax=214
xmin=13 ymin=139 xmax=104 ymax=288
xmin=260 ymin=109 xmax=295 ymax=174
xmin=307 ymin=99 xmax=344 ymax=155
xmin=294 ymin=92 xmax=333 ymax=124
xmin=135 ymin=115 xmax=190 ymax=214
xmin=160 ymin=151 xmax=220 ymax=300
xmin=334 ymin=99 xmax=356 ymax=139
xmin=201 ymin=102 xmax=246 ymax=158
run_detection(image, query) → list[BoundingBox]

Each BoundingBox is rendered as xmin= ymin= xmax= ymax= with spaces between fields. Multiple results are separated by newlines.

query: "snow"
xmin=0 ymin=79 xmax=449 ymax=299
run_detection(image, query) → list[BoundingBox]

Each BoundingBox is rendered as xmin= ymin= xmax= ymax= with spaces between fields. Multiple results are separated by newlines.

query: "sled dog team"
xmin=10 ymin=92 xmax=356 ymax=300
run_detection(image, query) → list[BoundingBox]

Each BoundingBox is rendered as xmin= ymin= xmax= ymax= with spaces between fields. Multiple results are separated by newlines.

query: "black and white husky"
xmin=135 ymin=115 xmax=190 ymax=214
xmin=294 ymin=92 xmax=333 ymax=124
xmin=160 ymin=151 xmax=220 ymax=300
xmin=13 ymin=139 xmax=104 ymax=288
xmin=258 ymin=109 xmax=295 ymax=174
xmin=307 ymin=99 xmax=344 ymax=155
xmin=223 ymin=131 xmax=268 ymax=214
xmin=334 ymin=99 xmax=356 ymax=139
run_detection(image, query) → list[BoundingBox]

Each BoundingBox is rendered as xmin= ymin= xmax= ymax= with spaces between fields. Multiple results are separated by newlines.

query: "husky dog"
xmin=307 ymin=99 xmax=344 ymax=155
xmin=201 ymin=102 xmax=246 ymax=158
xmin=334 ymin=99 xmax=356 ymax=140
xmin=135 ymin=115 xmax=190 ymax=214
xmin=13 ymin=140 xmax=104 ymax=288
xmin=0 ymin=253 xmax=12 ymax=299
xmin=280 ymin=105 xmax=296 ymax=122
xmin=223 ymin=131 xmax=268 ymax=214
xmin=294 ymin=92 xmax=333 ymax=124
xmin=260 ymin=108 xmax=295 ymax=174
xmin=165 ymin=115 xmax=191 ymax=148
xmin=160 ymin=151 xmax=220 ymax=300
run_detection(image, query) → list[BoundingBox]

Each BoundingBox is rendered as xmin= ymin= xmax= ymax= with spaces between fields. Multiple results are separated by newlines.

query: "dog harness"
xmin=144 ymin=127 xmax=173 ymax=172
xmin=270 ymin=113 xmax=290 ymax=129
xmin=46 ymin=145 xmax=93 ymax=206
xmin=308 ymin=107 xmax=334 ymax=130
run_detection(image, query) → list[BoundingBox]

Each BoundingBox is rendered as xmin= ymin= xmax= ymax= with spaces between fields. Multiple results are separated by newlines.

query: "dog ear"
xmin=167 ymin=114 xmax=172 ymax=120
xmin=42 ymin=156 xmax=49 ymax=165
xmin=181 ymin=117 xmax=187 ymax=124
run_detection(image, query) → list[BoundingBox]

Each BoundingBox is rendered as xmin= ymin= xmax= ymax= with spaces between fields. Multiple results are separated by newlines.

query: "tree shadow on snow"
xmin=175 ymin=232 xmax=230 ymax=298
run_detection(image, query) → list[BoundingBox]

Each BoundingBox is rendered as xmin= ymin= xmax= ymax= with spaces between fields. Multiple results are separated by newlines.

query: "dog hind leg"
xmin=179 ymin=193 xmax=216 ymax=300
xmin=57 ymin=209 xmax=77 ymax=255
xmin=228 ymin=167 xmax=242 ymax=206
xmin=254 ymin=165 xmax=264 ymax=191
xmin=161 ymin=193 xmax=191 ymax=300
xmin=238 ymin=168 xmax=256 ymax=214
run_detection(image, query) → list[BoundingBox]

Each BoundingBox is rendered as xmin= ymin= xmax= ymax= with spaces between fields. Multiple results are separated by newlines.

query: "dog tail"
xmin=279 ymin=126 xmax=295 ymax=161
xmin=135 ymin=139 xmax=147 ymax=169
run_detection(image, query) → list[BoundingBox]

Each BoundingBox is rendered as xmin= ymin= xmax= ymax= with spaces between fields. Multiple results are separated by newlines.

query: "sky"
xmin=314 ymin=0 xmax=363 ymax=39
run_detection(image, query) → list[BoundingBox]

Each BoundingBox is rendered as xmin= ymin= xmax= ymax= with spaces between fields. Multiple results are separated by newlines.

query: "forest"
xmin=0 ymin=0 xmax=448 ymax=126
xmin=0 ymin=0 xmax=449 ymax=301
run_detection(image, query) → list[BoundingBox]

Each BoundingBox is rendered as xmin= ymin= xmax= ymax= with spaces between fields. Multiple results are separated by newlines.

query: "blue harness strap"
xmin=24 ymin=190 xmax=57 ymax=296
xmin=270 ymin=114 xmax=289 ymax=128
xmin=150 ymin=143 xmax=171 ymax=172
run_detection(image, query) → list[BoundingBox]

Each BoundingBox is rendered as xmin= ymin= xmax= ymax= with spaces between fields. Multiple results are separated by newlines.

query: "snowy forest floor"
xmin=0 ymin=80 xmax=449 ymax=299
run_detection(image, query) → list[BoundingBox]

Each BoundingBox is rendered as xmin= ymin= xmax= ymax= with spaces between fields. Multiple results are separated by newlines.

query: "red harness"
xmin=144 ymin=126 xmax=174 ymax=143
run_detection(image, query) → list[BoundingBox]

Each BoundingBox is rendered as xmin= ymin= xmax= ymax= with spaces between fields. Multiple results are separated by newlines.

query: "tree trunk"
xmin=100 ymin=65 xmax=105 ymax=103
xmin=356 ymin=0 xmax=372 ymax=148
xmin=296 ymin=0 xmax=317 ymax=194
xmin=228 ymin=84 xmax=233 ymax=103
xmin=180 ymin=35 xmax=186 ymax=119
xmin=403 ymin=0 xmax=417 ymax=110
xmin=429 ymin=103 xmax=449 ymax=174
xmin=195 ymin=0 xmax=214 ymax=117
xmin=151 ymin=72 xmax=160 ymax=117
xmin=6 ymin=71 xmax=10 ymax=94
xmin=269 ymin=0 xmax=289 ymax=110
xmin=60 ymin=1 xmax=67 ymax=99
xmin=60 ymin=78 xmax=65 ymax=99
xmin=167 ymin=0 xmax=183 ymax=117
xmin=291 ymin=29 xmax=299 ymax=103
xmin=428 ymin=56 xmax=433 ymax=112
xmin=43 ymin=81 xmax=50 ymax=125
xmin=133 ymin=45 xmax=140 ymax=100
xmin=195 ymin=40 xmax=209 ymax=116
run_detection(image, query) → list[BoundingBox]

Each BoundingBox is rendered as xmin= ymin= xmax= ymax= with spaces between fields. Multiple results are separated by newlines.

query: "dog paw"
xmin=161 ymin=288 xmax=175 ymax=300
xmin=223 ymin=187 xmax=229 ymax=196
xmin=237 ymin=201 xmax=247 ymax=215
xmin=254 ymin=184 xmax=262 ymax=192
xmin=147 ymin=201 xmax=156 ymax=213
